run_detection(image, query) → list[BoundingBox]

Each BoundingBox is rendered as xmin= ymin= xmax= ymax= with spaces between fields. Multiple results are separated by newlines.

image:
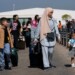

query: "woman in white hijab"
xmin=33 ymin=7 xmax=60 ymax=70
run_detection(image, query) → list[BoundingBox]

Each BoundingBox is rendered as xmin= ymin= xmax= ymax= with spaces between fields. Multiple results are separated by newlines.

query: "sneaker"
xmin=71 ymin=63 xmax=75 ymax=68
xmin=8 ymin=63 xmax=12 ymax=68
xmin=0 ymin=66 xmax=4 ymax=71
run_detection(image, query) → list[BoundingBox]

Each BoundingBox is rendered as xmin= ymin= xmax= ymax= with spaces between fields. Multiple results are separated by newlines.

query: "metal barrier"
xmin=59 ymin=29 xmax=70 ymax=47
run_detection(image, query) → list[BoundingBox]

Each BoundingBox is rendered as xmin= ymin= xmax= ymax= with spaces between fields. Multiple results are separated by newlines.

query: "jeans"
xmin=12 ymin=31 xmax=19 ymax=48
xmin=0 ymin=49 xmax=5 ymax=68
xmin=4 ymin=43 xmax=11 ymax=54
xmin=0 ymin=43 xmax=11 ymax=68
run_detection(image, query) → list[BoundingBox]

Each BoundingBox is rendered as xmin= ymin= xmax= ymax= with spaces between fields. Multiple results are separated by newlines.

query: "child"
xmin=68 ymin=33 xmax=75 ymax=67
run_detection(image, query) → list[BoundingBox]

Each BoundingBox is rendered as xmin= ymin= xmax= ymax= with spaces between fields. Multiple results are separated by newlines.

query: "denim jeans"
xmin=4 ymin=43 xmax=11 ymax=54
xmin=0 ymin=49 xmax=5 ymax=68
xmin=0 ymin=43 xmax=11 ymax=68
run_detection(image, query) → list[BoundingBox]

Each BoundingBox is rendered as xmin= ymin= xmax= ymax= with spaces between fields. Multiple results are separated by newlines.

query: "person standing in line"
xmin=10 ymin=15 xmax=21 ymax=48
xmin=29 ymin=15 xmax=40 ymax=67
xmin=66 ymin=20 xmax=72 ymax=33
xmin=0 ymin=17 xmax=13 ymax=71
xmin=31 ymin=15 xmax=40 ymax=40
xmin=70 ymin=19 xmax=75 ymax=33
xmin=30 ymin=15 xmax=40 ymax=52
xmin=24 ymin=18 xmax=32 ymax=48
xmin=22 ymin=19 xmax=26 ymax=36
xmin=58 ymin=21 xmax=62 ymax=32
xmin=34 ymin=8 xmax=60 ymax=70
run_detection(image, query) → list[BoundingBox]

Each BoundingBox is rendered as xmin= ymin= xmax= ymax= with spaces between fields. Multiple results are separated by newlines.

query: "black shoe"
xmin=0 ymin=68 xmax=3 ymax=71
xmin=5 ymin=66 xmax=11 ymax=70
xmin=28 ymin=65 xmax=37 ymax=68
xmin=12 ymin=65 xmax=18 ymax=67
xmin=43 ymin=67 xmax=52 ymax=71
xmin=50 ymin=64 xmax=56 ymax=68
xmin=0 ymin=67 xmax=4 ymax=71
xmin=0 ymin=68 xmax=4 ymax=71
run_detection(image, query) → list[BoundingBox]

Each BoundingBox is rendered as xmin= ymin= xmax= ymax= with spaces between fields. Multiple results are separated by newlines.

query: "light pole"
xmin=13 ymin=3 xmax=15 ymax=11
xmin=12 ymin=0 xmax=15 ymax=11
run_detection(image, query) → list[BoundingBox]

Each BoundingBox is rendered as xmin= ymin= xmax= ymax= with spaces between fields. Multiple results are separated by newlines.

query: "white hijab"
xmin=40 ymin=7 xmax=54 ymax=40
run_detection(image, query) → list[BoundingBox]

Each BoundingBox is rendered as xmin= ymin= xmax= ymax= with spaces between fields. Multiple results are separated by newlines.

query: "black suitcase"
xmin=29 ymin=42 xmax=43 ymax=68
xmin=11 ymin=48 xmax=18 ymax=67
xmin=17 ymin=37 xmax=25 ymax=50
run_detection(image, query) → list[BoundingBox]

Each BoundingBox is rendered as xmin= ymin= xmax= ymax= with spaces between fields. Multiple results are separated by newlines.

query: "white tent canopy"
xmin=0 ymin=8 xmax=44 ymax=18
xmin=0 ymin=8 xmax=75 ymax=21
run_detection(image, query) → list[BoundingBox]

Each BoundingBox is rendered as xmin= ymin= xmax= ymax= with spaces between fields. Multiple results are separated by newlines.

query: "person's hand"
xmin=9 ymin=28 xmax=12 ymax=33
xmin=44 ymin=33 xmax=47 ymax=36
xmin=33 ymin=39 xmax=38 ymax=45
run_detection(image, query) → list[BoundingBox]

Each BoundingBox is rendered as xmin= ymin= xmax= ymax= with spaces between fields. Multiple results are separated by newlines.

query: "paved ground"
xmin=0 ymin=43 xmax=75 ymax=75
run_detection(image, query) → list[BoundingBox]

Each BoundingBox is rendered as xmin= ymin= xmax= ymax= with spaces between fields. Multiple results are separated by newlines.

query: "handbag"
xmin=46 ymin=20 xmax=55 ymax=42
xmin=46 ymin=32 xmax=55 ymax=42
xmin=16 ymin=36 xmax=25 ymax=49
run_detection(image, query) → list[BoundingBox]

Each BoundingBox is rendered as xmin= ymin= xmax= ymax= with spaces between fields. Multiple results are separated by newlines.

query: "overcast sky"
xmin=0 ymin=0 xmax=75 ymax=12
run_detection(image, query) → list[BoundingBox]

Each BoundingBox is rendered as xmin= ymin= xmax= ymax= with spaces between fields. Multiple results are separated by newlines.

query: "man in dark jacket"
xmin=10 ymin=15 xmax=21 ymax=48
xmin=66 ymin=20 xmax=72 ymax=33
xmin=71 ymin=19 xmax=75 ymax=33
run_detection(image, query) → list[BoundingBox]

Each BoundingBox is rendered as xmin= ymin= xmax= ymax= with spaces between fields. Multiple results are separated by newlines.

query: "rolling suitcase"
xmin=17 ymin=36 xmax=25 ymax=50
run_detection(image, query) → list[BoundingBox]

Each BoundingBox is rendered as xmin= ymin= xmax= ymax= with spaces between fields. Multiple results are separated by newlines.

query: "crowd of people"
xmin=0 ymin=7 xmax=75 ymax=71
xmin=58 ymin=19 xmax=75 ymax=34
xmin=57 ymin=19 xmax=75 ymax=68
xmin=66 ymin=19 xmax=75 ymax=33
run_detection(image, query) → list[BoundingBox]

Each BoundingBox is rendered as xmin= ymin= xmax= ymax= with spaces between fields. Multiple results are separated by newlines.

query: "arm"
xmin=54 ymin=20 xmax=61 ymax=41
xmin=17 ymin=21 xmax=21 ymax=31
xmin=31 ymin=27 xmax=35 ymax=39
xmin=34 ymin=22 xmax=41 ymax=40
xmin=10 ymin=23 xmax=13 ymax=29
xmin=10 ymin=22 xmax=13 ymax=31
xmin=0 ymin=29 xmax=4 ymax=49
xmin=17 ymin=21 xmax=21 ymax=35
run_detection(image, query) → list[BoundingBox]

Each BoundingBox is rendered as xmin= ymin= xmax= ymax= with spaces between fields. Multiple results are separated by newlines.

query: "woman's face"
xmin=48 ymin=10 xmax=53 ymax=18
xmin=15 ymin=16 xmax=19 ymax=20
xmin=35 ymin=15 xmax=39 ymax=21
xmin=37 ymin=16 xmax=40 ymax=20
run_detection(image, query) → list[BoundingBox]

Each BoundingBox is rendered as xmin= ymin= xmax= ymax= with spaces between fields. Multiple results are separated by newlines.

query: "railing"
xmin=58 ymin=28 xmax=70 ymax=47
